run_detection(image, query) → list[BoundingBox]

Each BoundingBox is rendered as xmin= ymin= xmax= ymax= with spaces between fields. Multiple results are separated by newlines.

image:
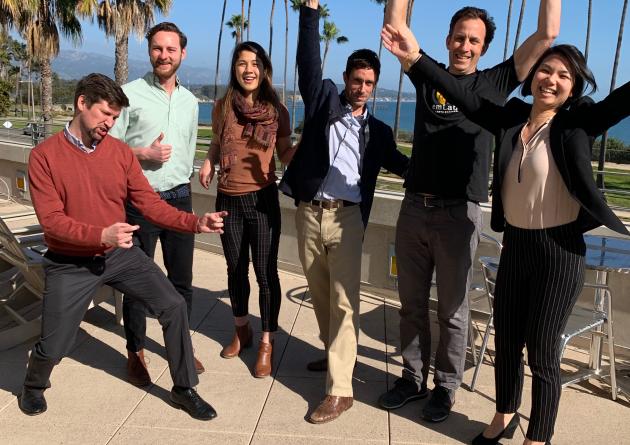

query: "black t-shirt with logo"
xmin=405 ymin=55 xmax=519 ymax=202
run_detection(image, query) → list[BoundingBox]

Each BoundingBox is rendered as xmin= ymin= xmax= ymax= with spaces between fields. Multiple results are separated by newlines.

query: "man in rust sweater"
xmin=19 ymin=73 xmax=226 ymax=421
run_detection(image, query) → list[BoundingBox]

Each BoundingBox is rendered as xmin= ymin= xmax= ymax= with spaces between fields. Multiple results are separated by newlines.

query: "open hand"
xmin=198 ymin=158 xmax=216 ymax=189
xmin=381 ymin=23 xmax=421 ymax=67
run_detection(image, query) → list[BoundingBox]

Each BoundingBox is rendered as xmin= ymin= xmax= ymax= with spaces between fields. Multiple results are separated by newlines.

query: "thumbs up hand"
xmin=143 ymin=132 xmax=173 ymax=163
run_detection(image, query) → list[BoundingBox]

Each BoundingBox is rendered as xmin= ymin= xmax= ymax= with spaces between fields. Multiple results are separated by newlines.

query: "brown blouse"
xmin=210 ymin=99 xmax=291 ymax=195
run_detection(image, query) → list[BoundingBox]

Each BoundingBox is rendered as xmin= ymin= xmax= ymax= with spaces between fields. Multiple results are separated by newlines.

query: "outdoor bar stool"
xmin=469 ymin=254 xmax=500 ymax=391
xmin=560 ymin=282 xmax=617 ymax=400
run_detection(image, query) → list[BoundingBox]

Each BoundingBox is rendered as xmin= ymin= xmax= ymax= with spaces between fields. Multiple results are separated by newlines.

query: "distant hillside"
xmin=51 ymin=49 xmax=415 ymax=101
xmin=52 ymin=50 xmax=214 ymax=85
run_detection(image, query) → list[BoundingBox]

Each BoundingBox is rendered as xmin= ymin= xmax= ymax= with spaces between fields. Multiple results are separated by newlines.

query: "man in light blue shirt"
xmin=110 ymin=22 xmax=203 ymax=386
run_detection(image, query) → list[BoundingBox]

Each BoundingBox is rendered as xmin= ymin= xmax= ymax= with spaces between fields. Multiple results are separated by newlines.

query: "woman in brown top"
xmin=199 ymin=41 xmax=295 ymax=378
xmin=384 ymin=24 xmax=630 ymax=445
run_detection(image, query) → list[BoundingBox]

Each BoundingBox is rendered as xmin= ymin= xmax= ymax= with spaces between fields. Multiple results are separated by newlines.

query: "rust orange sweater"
xmin=28 ymin=132 xmax=199 ymax=256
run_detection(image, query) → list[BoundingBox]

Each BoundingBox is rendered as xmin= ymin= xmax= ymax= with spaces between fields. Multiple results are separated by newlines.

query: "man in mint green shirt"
xmin=109 ymin=22 xmax=204 ymax=385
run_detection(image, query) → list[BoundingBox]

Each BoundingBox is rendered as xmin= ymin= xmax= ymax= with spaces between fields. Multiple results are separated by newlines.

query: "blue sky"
xmin=61 ymin=0 xmax=629 ymax=97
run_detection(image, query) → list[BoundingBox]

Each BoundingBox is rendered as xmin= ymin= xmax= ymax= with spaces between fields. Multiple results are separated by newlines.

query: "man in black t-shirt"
xmin=378 ymin=0 xmax=560 ymax=423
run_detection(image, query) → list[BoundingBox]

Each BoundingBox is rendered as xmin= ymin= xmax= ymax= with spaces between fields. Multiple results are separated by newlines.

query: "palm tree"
xmin=503 ymin=0 xmax=514 ymax=60
xmin=246 ymin=0 xmax=252 ymax=40
xmin=370 ymin=0 xmax=387 ymax=113
xmin=213 ymin=0 xmax=227 ymax=101
xmin=584 ymin=0 xmax=593 ymax=61
xmin=597 ymin=0 xmax=628 ymax=188
xmin=241 ymin=0 xmax=245 ymax=31
xmin=77 ymin=0 xmax=171 ymax=86
xmin=320 ymin=21 xmax=347 ymax=74
xmin=512 ymin=0 xmax=526 ymax=53
xmin=393 ymin=0 xmax=414 ymax=140
xmin=0 ymin=0 xmax=37 ymax=28
xmin=282 ymin=0 xmax=288 ymax=103
xmin=269 ymin=0 xmax=276 ymax=57
xmin=20 ymin=0 xmax=83 ymax=134
xmin=226 ymin=14 xmax=248 ymax=43
xmin=289 ymin=0 xmax=303 ymax=133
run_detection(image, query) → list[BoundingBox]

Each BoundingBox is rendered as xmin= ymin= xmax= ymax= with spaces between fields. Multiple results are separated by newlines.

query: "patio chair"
xmin=0 ymin=215 xmax=123 ymax=351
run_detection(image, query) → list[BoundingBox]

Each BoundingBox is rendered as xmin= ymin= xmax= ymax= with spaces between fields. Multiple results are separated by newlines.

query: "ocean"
xmin=198 ymin=100 xmax=630 ymax=144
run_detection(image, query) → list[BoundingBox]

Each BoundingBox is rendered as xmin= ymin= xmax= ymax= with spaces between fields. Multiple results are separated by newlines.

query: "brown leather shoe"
xmin=308 ymin=395 xmax=353 ymax=424
xmin=254 ymin=340 xmax=273 ymax=378
xmin=220 ymin=323 xmax=253 ymax=358
xmin=127 ymin=349 xmax=151 ymax=387
xmin=306 ymin=357 xmax=327 ymax=372
xmin=194 ymin=356 xmax=205 ymax=374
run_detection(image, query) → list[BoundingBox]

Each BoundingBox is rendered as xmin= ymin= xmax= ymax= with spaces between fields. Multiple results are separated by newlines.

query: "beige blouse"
xmin=501 ymin=120 xmax=580 ymax=229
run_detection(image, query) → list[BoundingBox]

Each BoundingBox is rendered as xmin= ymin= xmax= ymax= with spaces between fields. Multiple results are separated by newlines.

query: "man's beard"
xmin=152 ymin=59 xmax=181 ymax=79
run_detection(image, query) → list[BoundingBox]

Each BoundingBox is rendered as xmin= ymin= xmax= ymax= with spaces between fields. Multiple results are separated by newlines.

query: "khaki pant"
xmin=295 ymin=202 xmax=364 ymax=397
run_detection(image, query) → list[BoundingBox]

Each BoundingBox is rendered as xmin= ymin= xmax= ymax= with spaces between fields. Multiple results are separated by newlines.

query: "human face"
xmin=343 ymin=68 xmax=376 ymax=113
xmin=446 ymin=18 xmax=487 ymax=75
xmin=76 ymin=97 xmax=121 ymax=145
xmin=234 ymin=50 xmax=262 ymax=97
xmin=149 ymin=31 xmax=186 ymax=81
xmin=530 ymin=55 xmax=574 ymax=110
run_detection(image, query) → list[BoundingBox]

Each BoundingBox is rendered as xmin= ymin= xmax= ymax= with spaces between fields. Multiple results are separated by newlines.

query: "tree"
xmin=282 ymin=0 xmax=288 ymax=103
xmin=370 ymin=0 xmax=387 ymax=113
xmin=76 ymin=0 xmax=172 ymax=86
xmin=213 ymin=0 xmax=228 ymax=101
xmin=269 ymin=0 xmax=275 ymax=57
xmin=0 ymin=0 xmax=37 ymax=28
xmin=584 ymin=0 xmax=593 ymax=61
xmin=226 ymin=14 xmax=248 ymax=43
xmin=503 ymin=0 xmax=514 ymax=60
xmin=597 ymin=0 xmax=628 ymax=187
xmin=20 ymin=0 xmax=83 ymax=134
xmin=289 ymin=0 xmax=303 ymax=133
xmin=246 ymin=0 xmax=252 ymax=40
xmin=393 ymin=0 xmax=413 ymax=140
xmin=320 ymin=21 xmax=347 ymax=74
xmin=512 ymin=0 xmax=526 ymax=53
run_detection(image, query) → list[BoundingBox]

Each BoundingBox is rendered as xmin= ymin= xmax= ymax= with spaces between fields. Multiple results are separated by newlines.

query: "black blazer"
xmin=278 ymin=6 xmax=409 ymax=227
xmin=410 ymin=54 xmax=630 ymax=236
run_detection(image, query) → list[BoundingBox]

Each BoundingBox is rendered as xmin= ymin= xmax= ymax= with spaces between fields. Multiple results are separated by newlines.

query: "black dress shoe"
xmin=18 ymin=387 xmax=47 ymax=416
xmin=170 ymin=386 xmax=217 ymax=421
xmin=471 ymin=413 xmax=520 ymax=445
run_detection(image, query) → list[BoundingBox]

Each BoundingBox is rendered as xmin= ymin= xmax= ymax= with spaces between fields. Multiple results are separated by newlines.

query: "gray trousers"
xmin=396 ymin=193 xmax=482 ymax=391
xmin=23 ymin=247 xmax=199 ymax=393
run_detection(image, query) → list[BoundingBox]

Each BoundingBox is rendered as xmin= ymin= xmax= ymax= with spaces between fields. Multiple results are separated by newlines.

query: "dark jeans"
xmin=23 ymin=248 xmax=198 ymax=393
xmin=123 ymin=190 xmax=194 ymax=352
xmin=216 ymin=183 xmax=281 ymax=332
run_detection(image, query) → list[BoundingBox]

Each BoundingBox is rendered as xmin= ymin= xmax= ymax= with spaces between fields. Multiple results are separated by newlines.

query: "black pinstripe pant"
xmin=494 ymin=222 xmax=585 ymax=442
xmin=216 ymin=183 xmax=281 ymax=332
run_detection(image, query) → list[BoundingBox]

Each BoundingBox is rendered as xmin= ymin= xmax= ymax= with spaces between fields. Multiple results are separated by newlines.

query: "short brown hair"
xmin=449 ymin=6 xmax=496 ymax=53
xmin=146 ymin=22 xmax=187 ymax=49
xmin=346 ymin=49 xmax=381 ymax=82
xmin=73 ymin=73 xmax=129 ymax=111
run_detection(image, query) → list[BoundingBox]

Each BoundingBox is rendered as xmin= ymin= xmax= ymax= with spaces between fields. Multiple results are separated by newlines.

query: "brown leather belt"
xmin=307 ymin=199 xmax=358 ymax=210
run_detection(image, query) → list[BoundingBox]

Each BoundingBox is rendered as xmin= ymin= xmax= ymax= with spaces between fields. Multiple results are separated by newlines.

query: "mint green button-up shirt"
xmin=110 ymin=72 xmax=199 ymax=192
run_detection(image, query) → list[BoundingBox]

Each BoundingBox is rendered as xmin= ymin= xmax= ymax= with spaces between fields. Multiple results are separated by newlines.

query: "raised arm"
xmin=381 ymin=23 xmax=509 ymax=134
xmin=513 ymin=0 xmax=560 ymax=81
xmin=383 ymin=0 xmax=408 ymax=29
xmin=570 ymin=80 xmax=630 ymax=137
xmin=297 ymin=0 xmax=324 ymax=113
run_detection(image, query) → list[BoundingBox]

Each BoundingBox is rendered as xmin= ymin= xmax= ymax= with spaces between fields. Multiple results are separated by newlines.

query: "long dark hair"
xmin=221 ymin=41 xmax=281 ymax=123
xmin=521 ymin=44 xmax=597 ymax=108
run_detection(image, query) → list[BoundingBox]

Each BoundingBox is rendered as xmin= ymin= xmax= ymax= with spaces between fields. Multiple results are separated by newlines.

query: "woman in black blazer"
xmin=383 ymin=25 xmax=630 ymax=445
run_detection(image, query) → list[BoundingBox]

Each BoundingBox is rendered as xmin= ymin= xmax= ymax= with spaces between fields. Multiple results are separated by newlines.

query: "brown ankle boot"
xmin=127 ymin=349 xmax=151 ymax=387
xmin=220 ymin=323 xmax=253 ymax=358
xmin=254 ymin=340 xmax=274 ymax=378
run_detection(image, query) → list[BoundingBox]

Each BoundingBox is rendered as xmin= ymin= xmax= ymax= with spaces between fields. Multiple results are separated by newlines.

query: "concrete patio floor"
xmin=1 ymin=246 xmax=629 ymax=445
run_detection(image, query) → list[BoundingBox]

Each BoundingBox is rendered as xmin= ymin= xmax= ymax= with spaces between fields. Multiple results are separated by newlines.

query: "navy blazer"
xmin=279 ymin=6 xmax=409 ymax=227
xmin=410 ymin=53 xmax=630 ymax=236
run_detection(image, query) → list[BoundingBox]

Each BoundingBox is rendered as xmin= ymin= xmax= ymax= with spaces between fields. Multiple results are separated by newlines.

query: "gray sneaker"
xmin=378 ymin=378 xmax=429 ymax=409
xmin=422 ymin=386 xmax=455 ymax=422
